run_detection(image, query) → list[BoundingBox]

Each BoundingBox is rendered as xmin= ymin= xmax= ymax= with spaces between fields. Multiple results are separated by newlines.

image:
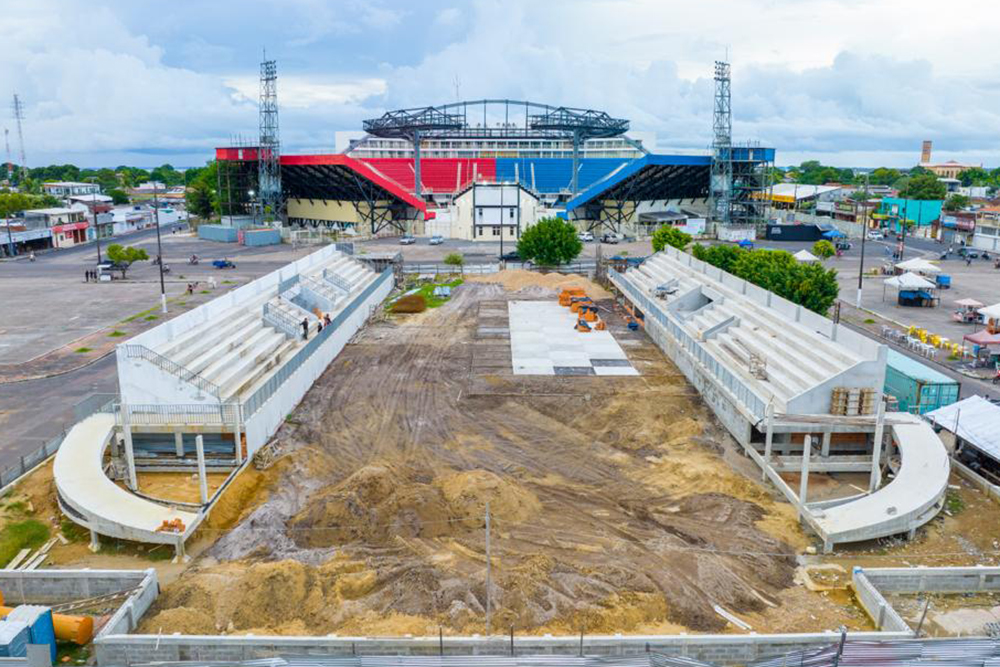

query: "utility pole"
xmin=11 ymin=94 xmax=27 ymax=181
xmin=3 ymin=128 xmax=11 ymax=182
xmin=153 ymin=184 xmax=167 ymax=313
xmin=485 ymin=501 xmax=492 ymax=636
xmin=855 ymin=172 xmax=869 ymax=309
xmin=91 ymin=201 xmax=101 ymax=264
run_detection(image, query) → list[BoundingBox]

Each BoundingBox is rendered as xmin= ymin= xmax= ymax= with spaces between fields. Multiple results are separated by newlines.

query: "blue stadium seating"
xmin=495 ymin=158 xmax=631 ymax=193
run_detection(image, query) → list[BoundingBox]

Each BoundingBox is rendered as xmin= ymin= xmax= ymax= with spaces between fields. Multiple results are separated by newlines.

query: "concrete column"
xmin=821 ymin=430 xmax=832 ymax=458
xmin=121 ymin=405 xmax=138 ymax=491
xmin=195 ymin=435 xmax=208 ymax=505
xmin=234 ymin=408 xmax=243 ymax=465
xmin=762 ymin=403 xmax=775 ymax=481
xmin=870 ymin=401 xmax=886 ymax=493
xmin=88 ymin=529 xmax=100 ymax=553
xmin=798 ymin=435 xmax=812 ymax=521
xmin=173 ymin=536 xmax=187 ymax=563
xmin=174 ymin=431 xmax=184 ymax=458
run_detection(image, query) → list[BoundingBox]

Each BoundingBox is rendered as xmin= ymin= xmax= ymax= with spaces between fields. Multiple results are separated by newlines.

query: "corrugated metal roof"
xmin=926 ymin=395 xmax=1000 ymax=461
xmin=887 ymin=349 xmax=957 ymax=386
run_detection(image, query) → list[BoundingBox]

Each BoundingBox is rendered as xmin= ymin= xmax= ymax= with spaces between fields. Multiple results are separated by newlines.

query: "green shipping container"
xmin=884 ymin=349 xmax=960 ymax=414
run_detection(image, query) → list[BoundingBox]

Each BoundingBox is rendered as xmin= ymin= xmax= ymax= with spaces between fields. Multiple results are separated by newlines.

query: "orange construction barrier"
xmin=575 ymin=319 xmax=592 ymax=333
xmin=0 ymin=605 xmax=93 ymax=645
xmin=559 ymin=288 xmax=586 ymax=307
xmin=582 ymin=307 xmax=597 ymax=322
xmin=595 ymin=319 xmax=606 ymax=331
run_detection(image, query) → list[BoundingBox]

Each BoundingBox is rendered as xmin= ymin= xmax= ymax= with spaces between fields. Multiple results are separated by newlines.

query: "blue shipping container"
xmin=0 ymin=620 xmax=30 ymax=658
xmin=6 ymin=606 xmax=56 ymax=661
xmin=198 ymin=224 xmax=239 ymax=243
xmin=884 ymin=349 xmax=960 ymax=414
xmin=242 ymin=228 xmax=281 ymax=246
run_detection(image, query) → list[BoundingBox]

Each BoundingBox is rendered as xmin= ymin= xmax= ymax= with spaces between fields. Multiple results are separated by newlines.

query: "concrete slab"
xmin=508 ymin=301 xmax=638 ymax=376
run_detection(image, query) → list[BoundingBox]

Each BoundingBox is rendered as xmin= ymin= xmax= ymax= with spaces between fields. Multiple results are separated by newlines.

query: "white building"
xmin=42 ymin=181 xmax=101 ymax=197
xmin=450 ymin=182 xmax=542 ymax=241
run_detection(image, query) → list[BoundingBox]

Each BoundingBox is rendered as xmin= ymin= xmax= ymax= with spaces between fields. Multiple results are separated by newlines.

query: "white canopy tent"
xmin=884 ymin=272 xmax=936 ymax=290
xmin=979 ymin=303 xmax=1000 ymax=322
xmin=793 ymin=249 xmax=820 ymax=263
xmin=895 ymin=257 xmax=941 ymax=275
xmin=927 ymin=396 xmax=1000 ymax=463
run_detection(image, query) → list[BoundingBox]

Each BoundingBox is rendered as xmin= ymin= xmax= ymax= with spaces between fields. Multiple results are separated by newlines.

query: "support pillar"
xmin=870 ymin=401 xmax=886 ymax=493
xmin=762 ymin=403 xmax=775 ymax=480
xmin=195 ymin=435 xmax=208 ymax=505
xmin=121 ymin=404 xmax=137 ymax=491
xmin=234 ymin=408 xmax=243 ymax=466
xmin=88 ymin=529 xmax=100 ymax=553
xmin=798 ymin=434 xmax=812 ymax=521
xmin=174 ymin=431 xmax=184 ymax=458
xmin=173 ymin=537 xmax=187 ymax=563
xmin=413 ymin=130 xmax=422 ymax=200
xmin=821 ymin=430 xmax=832 ymax=458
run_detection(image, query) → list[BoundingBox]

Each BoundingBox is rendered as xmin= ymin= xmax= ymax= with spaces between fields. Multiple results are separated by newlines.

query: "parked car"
xmin=959 ymin=247 xmax=979 ymax=259
xmin=601 ymin=233 xmax=622 ymax=244
xmin=428 ymin=235 xmax=444 ymax=245
xmin=500 ymin=250 xmax=521 ymax=262
xmin=399 ymin=235 xmax=416 ymax=245
xmin=578 ymin=231 xmax=594 ymax=242
xmin=866 ymin=230 xmax=884 ymax=240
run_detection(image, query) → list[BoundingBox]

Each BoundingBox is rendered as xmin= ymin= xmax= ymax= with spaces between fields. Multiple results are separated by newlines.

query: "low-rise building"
xmin=42 ymin=181 xmax=100 ymax=197
xmin=23 ymin=207 xmax=89 ymax=248
xmin=68 ymin=193 xmax=113 ymax=214
xmin=972 ymin=206 xmax=1000 ymax=252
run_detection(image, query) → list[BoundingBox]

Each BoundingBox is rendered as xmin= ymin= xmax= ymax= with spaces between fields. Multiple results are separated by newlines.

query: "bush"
xmin=0 ymin=519 xmax=49 ymax=567
xmin=651 ymin=226 xmax=692 ymax=252
xmin=443 ymin=252 xmax=464 ymax=267
xmin=812 ymin=240 xmax=836 ymax=260
xmin=691 ymin=243 xmax=745 ymax=273
xmin=516 ymin=217 xmax=583 ymax=266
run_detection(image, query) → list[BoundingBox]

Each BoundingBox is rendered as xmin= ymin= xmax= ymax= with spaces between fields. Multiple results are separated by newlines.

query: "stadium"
xmin=216 ymin=97 xmax=774 ymax=239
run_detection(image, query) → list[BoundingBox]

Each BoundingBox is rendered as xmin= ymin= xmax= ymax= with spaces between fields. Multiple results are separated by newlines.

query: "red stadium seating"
xmin=360 ymin=158 xmax=497 ymax=194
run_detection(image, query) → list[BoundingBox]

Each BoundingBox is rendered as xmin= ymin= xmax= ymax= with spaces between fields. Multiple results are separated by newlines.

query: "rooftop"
xmin=24 ymin=207 xmax=81 ymax=215
xmin=886 ymin=349 xmax=956 ymax=385
xmin=42 ymin=181 xmax=98 ymax=188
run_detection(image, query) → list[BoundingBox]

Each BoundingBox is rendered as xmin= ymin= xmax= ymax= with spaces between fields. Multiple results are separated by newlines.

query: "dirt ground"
xmin=140 ymin=278 xmax=809 ymax=636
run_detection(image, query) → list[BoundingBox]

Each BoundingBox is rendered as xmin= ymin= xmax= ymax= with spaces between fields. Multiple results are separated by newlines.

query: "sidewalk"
xmin=0 ymin=280 xmax=243 ymax=383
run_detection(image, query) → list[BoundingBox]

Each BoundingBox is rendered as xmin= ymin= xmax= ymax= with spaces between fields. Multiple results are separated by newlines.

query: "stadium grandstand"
xmin=216 ymin=97 xmax=773 ymax=239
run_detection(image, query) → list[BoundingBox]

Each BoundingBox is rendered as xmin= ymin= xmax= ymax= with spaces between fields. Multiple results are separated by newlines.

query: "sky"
xmin=1 ymin=0 xmax=998 ymax=169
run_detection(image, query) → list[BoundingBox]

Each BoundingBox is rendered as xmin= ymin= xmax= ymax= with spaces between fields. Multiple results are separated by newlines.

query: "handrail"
xmin=299 ymin=275 xmax=339 ymax=311
xmin=323 ymin=268 xmax=353 ymax=293
xmin=122 ymin=344 xmax=221 ymax=398
xmin=262 ymin=302 xmax=299 ymax=339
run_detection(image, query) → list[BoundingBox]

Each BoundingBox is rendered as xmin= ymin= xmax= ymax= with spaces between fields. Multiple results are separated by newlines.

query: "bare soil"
xmin=143 ymin=279 xmax=806 ymax=636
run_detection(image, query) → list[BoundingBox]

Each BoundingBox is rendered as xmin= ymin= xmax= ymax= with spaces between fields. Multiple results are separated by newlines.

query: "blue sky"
xmin=2 ymin=0 xmax=998 ymax=169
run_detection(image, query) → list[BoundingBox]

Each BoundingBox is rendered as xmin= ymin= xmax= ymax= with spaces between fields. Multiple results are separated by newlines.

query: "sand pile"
xmin=438 ymin=470 xmax=542 ymax=527
xmin=468 ymin=269 xmax=612 ymax=299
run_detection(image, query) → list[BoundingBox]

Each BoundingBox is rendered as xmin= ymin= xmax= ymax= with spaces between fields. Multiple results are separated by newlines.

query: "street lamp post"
xmin=91 ymin=201 xmax=102 ymax=264
xmin=153 ymin=185 xmax=167 ymax=314
xmin=856 ymin=173 xmax=869 ymax=308
xmin=248 ymin=189 xmax=256 ymax=228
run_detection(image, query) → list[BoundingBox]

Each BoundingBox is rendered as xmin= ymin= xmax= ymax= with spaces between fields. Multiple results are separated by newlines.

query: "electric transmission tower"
xmin=12 ymin=94 xmax=27 ymax=180
xmin=258 ymin=57 xmax=282 ymax=224
xmin=709 ymin=61 xmax=733 ymax=226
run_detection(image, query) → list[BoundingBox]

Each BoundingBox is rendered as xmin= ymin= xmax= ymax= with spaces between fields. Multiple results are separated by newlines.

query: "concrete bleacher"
xmin=361 ymin=158 xmax=498 ymax=194
xmin=495 ymin=158 xmax=630 ymax=193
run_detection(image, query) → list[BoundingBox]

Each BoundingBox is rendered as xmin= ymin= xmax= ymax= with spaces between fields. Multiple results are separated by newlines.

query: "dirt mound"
xmin=437 ymin=470 xmax=541 ymax=527
xmin=227 ymin=561 xmax=327 ymax=629
xmin=468 ymin=269 xmax=611 ymax=299
xmin=392 ymin=294 xmax=427 ymax=313
xmin=141 ymin=607 xmax=216 ymax=634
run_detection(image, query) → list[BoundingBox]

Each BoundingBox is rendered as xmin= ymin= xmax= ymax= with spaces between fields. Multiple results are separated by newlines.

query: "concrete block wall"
xmin=852 ymin=569 xmax=911 ymax=633
xmin=0 ymin=569 xmax=153 ymax=606
xmin=862 ymin=566 xmax=1000 ymax=594
xmin=97 ymin=570 xmax=159 ymax=638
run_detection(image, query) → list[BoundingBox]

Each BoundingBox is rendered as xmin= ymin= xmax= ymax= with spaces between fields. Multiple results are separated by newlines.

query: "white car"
xmin=428 ymin=235 xmax=444 ymax=245
xmin=866 ymin=230 xmax=884 ymax=241
xmin=399 ymin=235 xmax=416 ymax=245
xmin=578 ymin=231 xmax=594 ymax=242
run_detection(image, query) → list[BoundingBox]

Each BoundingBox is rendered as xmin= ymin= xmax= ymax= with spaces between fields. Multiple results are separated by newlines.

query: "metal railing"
xmin=278 ymin=274 xmax=300 ymax=294
xmin=0 ymin=393 xmax=116 ymax=491
xmin=119 ymin=402 xmax=240 ymax=427
xmin=610 ymin=268 xmax=766 ymax=420
xmin=323 ymin=268 xmax=353 ymax=293
xmin=122 ymin=344 xmax=221 ymax=399
xmin=262 ymin=301 xmax=300 ymax=339
xmin=299 ymin=275 xmax=339 ymax=311
xmin=400 ymin=262 xmax=500 ymax=275
xmin=243 ymin=267 xmax=392 ymax=417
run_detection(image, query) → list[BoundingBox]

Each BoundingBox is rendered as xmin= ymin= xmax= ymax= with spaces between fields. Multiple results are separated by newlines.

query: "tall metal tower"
xmin=709 ymin=61 xmax=733 ymax=226
xmin=11 ymin=94 xmax=27 ymax=178
xmin=258 ymin=57 xmax=282 ymax=224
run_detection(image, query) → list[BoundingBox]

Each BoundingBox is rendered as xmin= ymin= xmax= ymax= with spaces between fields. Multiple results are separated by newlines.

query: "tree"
xmin=869 ymin=167 xmax=901 ymax=186
xmin=811 ymin=240 xmax=836 ymax=260
xmin=107 ymin=188 xmax=129 ymax=205
xmin=898 ymin=174 xmax=946 ymax=200
xmin=691 ymin=243 xmax=744 ymax=273
xmin=944 ymin=194 xmax=970 ymax=211
xmin=186 ymin=181 xmax=215 ymax=220
xmin=443 ymin=252 xmax=464 ymax=267
xmin=105 ymin=244 xmax=148 ymax=277
xmin=957 ymin=167 xmax=989 ymax=187
xmin=651 ymin=226 xmax=692 ymax=252
xmin=516 ymin=217 xmax=583 ymax=266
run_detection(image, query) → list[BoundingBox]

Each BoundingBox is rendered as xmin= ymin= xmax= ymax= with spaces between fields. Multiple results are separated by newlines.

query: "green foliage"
xmin=957 ymin=167 xmax=989 ymax=187
xmin=186 ymin=181 xmax=214 ymax=219
xmin=793 ymin=160 xmax=855 ymax=185
xmin=0 ymin=192 xmax=61 ymax=218
xmin=105 ymin=244 xmax=149 ymax=276
xmin=107 ymin=188 xmax=129 ymax=205
xmin=694 ymin=245 xmax=840 ymax=315
xmin=411 ymin=278 xmax=464 ymax=308
xmin=443 ymin=252 xmax=464 ymax=266
xmin=149 ymin=164 xmax=184 ymax=187
xmin=108 ymin=330 xmax=126 ymax=337
xmin=898 ymin=173 xmax=947 ymax=200
xmin=691 ymin=243 xmax=744 ymax=273
xmin=74 ymin=347 xmax=92 ymax=354
xmin=944 ymin=194 xmax=970 ymax=211
xmin=868 ymin=167 xmax=901 ymax=186
xmin=60 ymin=519 xmax=89 ymax=543
xmin=0 ymin=519 xmax=49 ymax=568
xmin=516 ymin=217 xmax=583 ymax=266
xmin=651 ymin=226 xmax=692 ymax=252
xmin=811 ymin=240 xmax=836 ymax=260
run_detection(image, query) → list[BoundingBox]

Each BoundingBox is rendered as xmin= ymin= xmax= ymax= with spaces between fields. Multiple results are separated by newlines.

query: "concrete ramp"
xmin=54 ymin=414 xmax=200 ymax=549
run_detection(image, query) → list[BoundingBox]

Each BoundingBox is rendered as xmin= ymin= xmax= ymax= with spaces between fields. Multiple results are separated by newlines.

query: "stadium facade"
xmin=216 ymin=98 xmax=774 ymax=240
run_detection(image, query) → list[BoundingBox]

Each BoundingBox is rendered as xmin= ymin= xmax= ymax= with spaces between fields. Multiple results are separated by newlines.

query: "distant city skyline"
xmin=1 ymin=0 xmax=997 ymax=169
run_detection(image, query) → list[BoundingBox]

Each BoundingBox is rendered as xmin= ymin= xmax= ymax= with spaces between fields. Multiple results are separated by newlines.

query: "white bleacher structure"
xmin=55 ymin=245 xmax=393 ymax=556
xmin=610 ymin=246 xmax=949 ymax=551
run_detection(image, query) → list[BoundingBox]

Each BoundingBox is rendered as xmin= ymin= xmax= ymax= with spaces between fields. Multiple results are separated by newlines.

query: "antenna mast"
xmin=258 ymin=56 xmax=282 ymax=224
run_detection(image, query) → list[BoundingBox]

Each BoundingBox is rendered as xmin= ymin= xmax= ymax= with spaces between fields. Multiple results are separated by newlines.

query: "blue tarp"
xmin=822 ymin=230 xmax=846 ymax=239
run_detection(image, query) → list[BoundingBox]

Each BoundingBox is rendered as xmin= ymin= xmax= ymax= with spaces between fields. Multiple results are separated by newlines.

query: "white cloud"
xmin=225 ymin=76 xmax=387 ymax=109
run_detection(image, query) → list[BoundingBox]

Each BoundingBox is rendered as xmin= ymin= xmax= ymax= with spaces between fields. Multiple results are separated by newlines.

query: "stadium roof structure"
xmin=216 ymin=149 xmax=427 ymax=234
xmin=563 ymin=154 xmax=713 ymax=233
